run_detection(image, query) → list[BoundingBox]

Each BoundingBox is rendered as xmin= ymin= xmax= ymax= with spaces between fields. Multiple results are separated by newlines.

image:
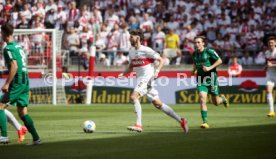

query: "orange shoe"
xmin=18 ymin=126 xmax=28 ymax=143
xmin=180 ymin=118 xmax=189 ymax=134
xmin=127 ymin=124 xmax=143 ymax=132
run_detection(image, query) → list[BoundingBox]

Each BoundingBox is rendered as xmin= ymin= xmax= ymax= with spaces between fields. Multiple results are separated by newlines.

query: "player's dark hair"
xmin=129 ymin=29 xmax=144 ymax=42
xmin=1 ymin=23 xmax=14 ymax=36
xmin=194 ymin=35 xmax=206 ymax=46
xmin=267 ymin=36 xmax=276 ymax=42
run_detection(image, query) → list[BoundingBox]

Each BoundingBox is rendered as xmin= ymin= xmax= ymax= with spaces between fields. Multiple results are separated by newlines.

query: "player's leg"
xmin=150 ymin=96 xmax=189 ymax=133
xmin=198 ymin=85 xmax=209 ymax=128
xmin=127 ymin=91 xmax=143 ymax=132
xmin=127 ymin=77 xmax=153 ymax=132
xmin=0 ymin=103 xmax=8 ymax=143
xmin=5 ymin=109 xmax=27 ymax=143
xmin=210 ymin=82 xmax=229 ymax=107
xmin=266 ymin=81 xmax=275 ymax=117
xmin=17 ymin=106 xmax=41 ymax=145
xmin=5 ymin=109 xmax=21 ymax=130
xmin=212 ymin=95 xmax=228 ymax=107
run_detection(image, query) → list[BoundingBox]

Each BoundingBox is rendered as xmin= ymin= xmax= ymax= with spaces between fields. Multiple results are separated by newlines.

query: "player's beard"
xmin=130 ymin=38 xmax=139 ymax=47
xmin=130 ymin=40 xmax=136 ymax=47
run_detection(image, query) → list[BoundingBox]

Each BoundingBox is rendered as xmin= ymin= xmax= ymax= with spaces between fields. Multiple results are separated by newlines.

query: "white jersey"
xmin=265 ymin=48 xmax=276 ymax=75
xmin=129 ymin=45 xmax=160 ymax=78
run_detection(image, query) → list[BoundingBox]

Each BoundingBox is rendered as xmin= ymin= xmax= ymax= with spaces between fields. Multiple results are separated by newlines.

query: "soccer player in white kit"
xmin=265 ymin=36 xmax=276 ymax=117
xmin=118 ymin=30 xmax=188 ymax=133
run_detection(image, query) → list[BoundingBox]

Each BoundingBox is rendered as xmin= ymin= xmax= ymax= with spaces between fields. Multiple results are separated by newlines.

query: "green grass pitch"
xmin=1 ymin=104 xmax=275 ymax=159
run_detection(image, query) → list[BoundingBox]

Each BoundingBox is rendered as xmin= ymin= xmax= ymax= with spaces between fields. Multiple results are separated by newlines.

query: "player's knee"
xmin=130 ymin=95 xmax=139 ymax=102
xmin=152 ymin=100 xmax=162 ymax=109
xmin=200 ymin=97 xmax=206 ymax=104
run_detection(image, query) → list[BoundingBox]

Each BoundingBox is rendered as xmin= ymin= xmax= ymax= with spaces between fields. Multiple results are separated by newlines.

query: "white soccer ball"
xmin=82 ymin=120 xmax=96 ymax=133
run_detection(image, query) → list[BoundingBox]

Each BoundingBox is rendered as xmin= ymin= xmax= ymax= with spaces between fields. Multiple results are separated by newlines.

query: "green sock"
xmin=22 ymin=114 xmax=40 ymax=141
xmin=0 ymin=110 xmax=7 ymax=137
xmin=201 ymin=110 xmax=208 ymax=123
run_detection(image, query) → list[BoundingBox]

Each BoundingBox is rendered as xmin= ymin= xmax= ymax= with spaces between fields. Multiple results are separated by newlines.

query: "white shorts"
xmin=134 ymin=77 xmax=159 ymax=102
xmin=266 ymin=73 xmax=276 ymax=86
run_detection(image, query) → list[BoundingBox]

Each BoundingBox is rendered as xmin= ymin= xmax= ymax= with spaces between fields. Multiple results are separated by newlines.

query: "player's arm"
xmin=154 ymin=56 xmax=164 ymax=78
xmin=118 ymin=63 xmax=133 ymax=77
xmin=2 ymin=60 xmax=18 ymax=92
xmin=203 ymin=58 xmax=222 ymax=72
xmin=192 ymin=63 xmax=197 ymax=75
xmin=203 ymin=50 xmax=222 ymax=72
xmin=267 ymin=61 xmax=276 ymax=67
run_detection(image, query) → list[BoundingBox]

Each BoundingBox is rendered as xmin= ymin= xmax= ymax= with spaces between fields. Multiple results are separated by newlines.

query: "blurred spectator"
xmin=140 ymin=13 xmax=153 ymax=31
xmin=241 ymin=52 xmax=254 ymax=66
xmin=89 ymin=16 xmax=100 ymax=36
xmin=170 ymin=50 xmax=186 ymax=65
xmin=128 ymin=16 xmax=139 ymax=30
xmin=105 ymin=8 xmax=119 ymax=31
xmin=245 ymin=25 xmax=258 ymax=53
xmin=184 ymin=25 xmax=197 ymax=51
xmin=64 ymin=27 xmax=80 ymax=57
xmin=55 ymin=5 xmax=66 ymax=30
xmin=164 ymin=29 xmax=180 ymax=58
xmin=204 ymin=14 xmax=217 ymax=42
xmin=79 ymin=25 xmax=94 ymax=50
xmin=152 ymin=25 xmax=165 ymax=53
xmin=176 ymin=23 xmax=186 ymax=45
xmin=255 ymin=49 xmax=266 ymax=65
xmin=95 ymin=34 xmax=106 ymax=51
xmin=167 ymin=15 xmax=179 ymax=31
xmin=113 ymin=51 xmax=129 ymax=66
xmin=221 ymin=35 xmax=234 ymax=63
xmin=45 ymin=0 xmax=57 ymax=28
xmin=118 ymin=23 xmax=130 ymax=52
xmin=16 ymin=14 xmax=31 ymax=29
xmin=92 ymin=6 xmax=103 ymax=24
xmin=32 ymin=1 xmax=45 ymax=21
xmin=99 ymin=54 xmax=110 ymax=67
xmin=106 ymin=27 xmax=119 ymax=64
xmin=21 ymin=3 xmax=32 ymax=22
xmin=228 ymin=56 xmax=243 ymax=77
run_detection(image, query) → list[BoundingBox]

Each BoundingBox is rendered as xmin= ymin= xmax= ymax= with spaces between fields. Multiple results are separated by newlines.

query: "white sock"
xmin=267 ymin=93 xmax=274 ymax=112
xmin=133 ymin=99 xmax=142 ymax=126
xmin=160 ymin=103 xmax=182 ymax=123
xmin=5 ymin=109 xmax=21 ymax=130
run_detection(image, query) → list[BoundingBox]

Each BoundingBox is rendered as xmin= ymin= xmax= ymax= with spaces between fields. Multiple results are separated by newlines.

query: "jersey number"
xmin=19 ymin=49 xmax=27 ymax=71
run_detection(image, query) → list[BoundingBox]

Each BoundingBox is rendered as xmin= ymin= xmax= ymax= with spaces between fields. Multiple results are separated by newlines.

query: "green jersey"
xmin=3 ymin=41 xmax=29 ymax=85
xmin=192 ymin=48 xmax=221 ymax=96
xmin=192 ymin=48 xmax=220 ymax=77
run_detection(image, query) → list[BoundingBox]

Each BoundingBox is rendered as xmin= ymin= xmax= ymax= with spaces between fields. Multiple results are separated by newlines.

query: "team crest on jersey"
xmin=203 ymin=53 xmax=208 ymax=60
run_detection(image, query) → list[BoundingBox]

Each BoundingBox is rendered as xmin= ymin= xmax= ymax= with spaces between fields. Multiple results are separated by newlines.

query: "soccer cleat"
xmin=0 ymin=136 xmax=9 ymax=144
xmin=267 ymin=112 xmax=275 ymax=117
xmin=180 ymin=118 xmax=189 ymax=134
xmin=127 ymin=124 xmax=143 ymax=132
xmin=200 ymin=123 xmax=210 ymax=129
xmin=18 ymin=126 xmax=28 ymax=143
xmin=27 ymin=139 xmax=42 ymax=146
xmin=221 ymin=95 xmax=229 ymax=108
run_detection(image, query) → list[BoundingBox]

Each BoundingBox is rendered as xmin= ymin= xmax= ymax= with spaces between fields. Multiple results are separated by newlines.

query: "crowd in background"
xmin=0 ymin=0 xmax=275 ymax=68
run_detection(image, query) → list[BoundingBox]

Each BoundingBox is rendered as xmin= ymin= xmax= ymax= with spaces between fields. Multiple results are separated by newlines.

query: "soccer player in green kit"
xmin=192 ymin=36 xmax=229 ymax=129
xmin=0 ymin=23 xmax=41 ymax=145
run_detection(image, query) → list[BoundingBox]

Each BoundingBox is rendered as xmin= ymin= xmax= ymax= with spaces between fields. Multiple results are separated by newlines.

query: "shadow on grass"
xmin=1 ymin=124 xmax=276 ymax=159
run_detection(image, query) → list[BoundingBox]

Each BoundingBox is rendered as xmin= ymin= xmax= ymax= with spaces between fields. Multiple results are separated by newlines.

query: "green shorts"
xmin=0 ymin=84 xmax=29 ymax=107
xmin=197 ymin=81 xmax=219 ymax=96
